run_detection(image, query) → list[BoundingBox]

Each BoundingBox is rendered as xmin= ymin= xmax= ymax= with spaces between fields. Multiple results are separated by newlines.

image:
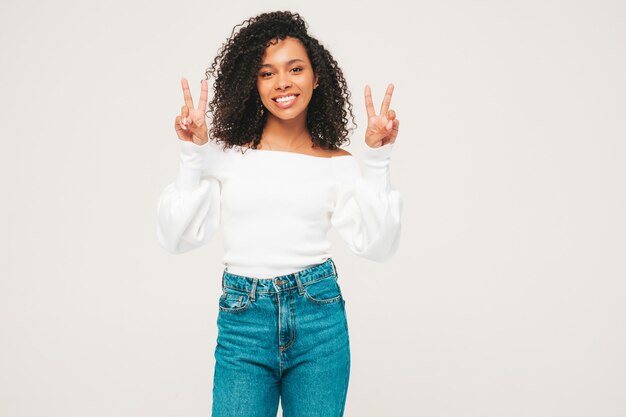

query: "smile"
xmin=272 ymin=94 xmax=299 ymax=109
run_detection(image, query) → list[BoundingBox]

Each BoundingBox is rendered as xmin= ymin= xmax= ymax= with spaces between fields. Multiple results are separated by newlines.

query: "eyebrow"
xmin=259 ymin=58 xmax=306 ymax=69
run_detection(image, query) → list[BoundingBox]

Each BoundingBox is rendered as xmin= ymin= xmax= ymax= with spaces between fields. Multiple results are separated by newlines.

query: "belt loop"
xmin=250 ymin=278 xmax=257 ymax=302
xmin=330 ymin=258 xmax=338 ymax=277
xmin=294 ymin=272 xmax=304 ymax=295
xmin=222 ymin=269 xmax=226 ymax=288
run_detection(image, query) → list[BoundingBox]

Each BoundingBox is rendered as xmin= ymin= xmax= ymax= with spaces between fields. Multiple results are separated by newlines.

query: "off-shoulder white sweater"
xmin=156 ymin=139 xmax=403 ymax=279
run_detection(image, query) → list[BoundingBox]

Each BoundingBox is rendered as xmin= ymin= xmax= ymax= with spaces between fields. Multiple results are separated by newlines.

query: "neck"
xmin=261 ymin=114 xmax=311 ymax=149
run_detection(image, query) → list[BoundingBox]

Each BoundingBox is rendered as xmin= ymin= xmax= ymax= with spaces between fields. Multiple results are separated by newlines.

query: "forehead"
xmin=261 ymin=37 xmax=310 ymax=64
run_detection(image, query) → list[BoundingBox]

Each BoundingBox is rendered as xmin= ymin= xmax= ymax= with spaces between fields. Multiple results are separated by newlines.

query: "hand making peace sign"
xmin=175 ymin=77 xmax=209 ymax=146
xmin=364 ymin=83 xmax=400 ymax=149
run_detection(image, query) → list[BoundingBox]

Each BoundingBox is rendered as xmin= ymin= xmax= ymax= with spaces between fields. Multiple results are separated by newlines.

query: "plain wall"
xmin=1 ymin=0 xmax=624 ymax=416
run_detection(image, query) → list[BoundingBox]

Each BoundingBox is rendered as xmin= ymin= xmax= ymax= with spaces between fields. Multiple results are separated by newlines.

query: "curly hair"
xmin=204 ymin=10 xmax=357 ymax=153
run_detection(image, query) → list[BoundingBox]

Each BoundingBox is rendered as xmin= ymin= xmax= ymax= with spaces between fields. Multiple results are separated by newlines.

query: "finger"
xmin=176 ymin=115 xmax=188 ymax=130
xmin=198 ymin=79 xmax=208 ymax=112
xmin=181 ymin=105 xmax=189 ymax=125
xmin=387 ymin=109 xmax=396 ymax=120
xmin=379 ymin=83 xmax=394 ymax=116
xmin=389 ymin=118 xmax=400 ymax=143
xmin=377 ymin=116 xmax=391 ymax=131
xmin=181 ymin=77 xmax=195 ymax=110
xmin=364 ymin=85 xmax=376 ymax=118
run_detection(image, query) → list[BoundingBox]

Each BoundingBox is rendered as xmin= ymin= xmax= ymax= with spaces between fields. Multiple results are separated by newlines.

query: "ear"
xmin=314 ymin=73 xmax=319 ymax=88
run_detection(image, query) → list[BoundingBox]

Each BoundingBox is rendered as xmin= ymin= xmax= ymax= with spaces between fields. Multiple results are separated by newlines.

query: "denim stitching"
xmin=222 ymin=272 xmax=336 ymax=294
xmin=281 ymin=289 xmax=297 ymax=351
xmin=218 ymin=288 xmax=251 ymax=313
xmin=302 ymin=275 xmax=343 ymax=305
xmin=303 ymin=291 xmax=343 ymax=305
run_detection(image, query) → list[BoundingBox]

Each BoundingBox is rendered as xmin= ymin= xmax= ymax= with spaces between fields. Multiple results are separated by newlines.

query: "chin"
xmin=273 ymin=113 xmax=304 ymax=121
xmin=266 ymin=107 xmax=308 ymax=121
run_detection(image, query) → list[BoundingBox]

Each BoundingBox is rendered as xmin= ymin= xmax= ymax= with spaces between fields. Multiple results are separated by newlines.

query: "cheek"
xmin=256 ymin=82 xmax=267 ymax=99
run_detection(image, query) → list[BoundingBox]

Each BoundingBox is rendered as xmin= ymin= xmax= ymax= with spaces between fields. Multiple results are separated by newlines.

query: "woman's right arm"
xmin=156 ymin=139 xmax=221 ymax=254
xmin=157 ymin=78 xmax=220 ymax=254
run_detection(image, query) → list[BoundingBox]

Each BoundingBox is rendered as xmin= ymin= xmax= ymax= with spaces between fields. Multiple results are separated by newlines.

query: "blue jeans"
xmin=211 ymin=258 xmax=351 ymax=417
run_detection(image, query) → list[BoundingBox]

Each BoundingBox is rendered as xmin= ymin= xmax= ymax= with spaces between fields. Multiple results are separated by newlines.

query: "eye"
xmin=291 ymin=67 xmax=303 ymax=73
xmin=260 ymin=72 xmax=272 ymax=78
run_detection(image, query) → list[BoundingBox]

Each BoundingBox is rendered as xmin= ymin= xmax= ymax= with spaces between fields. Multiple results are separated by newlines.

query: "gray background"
xmin=1 ymin=0 xmax=625 ymax=416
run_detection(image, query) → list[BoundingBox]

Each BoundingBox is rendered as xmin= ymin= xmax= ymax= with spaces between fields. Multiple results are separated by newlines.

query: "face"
xmin=256 ymin=36 xmax=319 ymax=123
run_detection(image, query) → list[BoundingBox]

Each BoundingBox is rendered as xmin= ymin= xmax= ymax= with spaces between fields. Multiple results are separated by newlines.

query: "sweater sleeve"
xmin=330 ymin=142 xmax=403 ymax=262
xmin=156 ymin=139 xmax=222 ymax=254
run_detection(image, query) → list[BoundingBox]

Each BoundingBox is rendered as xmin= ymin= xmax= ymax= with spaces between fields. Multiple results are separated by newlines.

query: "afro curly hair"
xmin=204 ymin=10 xmax=357 ymax=153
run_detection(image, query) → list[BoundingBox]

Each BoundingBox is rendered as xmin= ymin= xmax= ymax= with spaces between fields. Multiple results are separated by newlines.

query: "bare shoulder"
xmin=331 ymin=148 xmax=352 ymax=157
xmin=309 ymin=146 xmax=352 ymax=158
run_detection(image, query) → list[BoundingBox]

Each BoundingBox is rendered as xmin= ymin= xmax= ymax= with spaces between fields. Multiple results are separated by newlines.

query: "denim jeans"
xmin=211 ymin=257 xmax=351 ymax=417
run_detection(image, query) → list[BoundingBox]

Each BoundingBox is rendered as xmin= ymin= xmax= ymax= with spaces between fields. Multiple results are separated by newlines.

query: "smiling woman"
xmin=257 ymin=45 xmax=317 ymax=120
xmin=254 ymin=37 xmax=320 ymax=148
xmin=157 ymin=10 xmax=402 ymax=417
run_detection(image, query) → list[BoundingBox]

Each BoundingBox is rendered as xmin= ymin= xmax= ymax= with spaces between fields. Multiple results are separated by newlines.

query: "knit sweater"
xmin=157 ymin=138 xmax=403 ymax=279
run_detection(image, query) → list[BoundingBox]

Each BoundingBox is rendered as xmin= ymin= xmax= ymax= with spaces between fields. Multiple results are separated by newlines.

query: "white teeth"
xmin=275 ymin=95 xmax=296 ymax=103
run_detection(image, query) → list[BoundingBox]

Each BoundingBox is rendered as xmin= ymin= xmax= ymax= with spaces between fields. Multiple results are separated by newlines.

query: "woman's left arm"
xmin=329 ymin=83 xmax=403 ymax=262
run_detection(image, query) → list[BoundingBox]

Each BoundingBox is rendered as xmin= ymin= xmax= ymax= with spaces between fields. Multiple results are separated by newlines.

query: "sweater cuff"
xmin=362 ymin=142 xmax=395 ymax=192
xmin=179 ymin=139 xmax=211 ymax=171
xmin=363 ymin=141 xmax=395 ymax=161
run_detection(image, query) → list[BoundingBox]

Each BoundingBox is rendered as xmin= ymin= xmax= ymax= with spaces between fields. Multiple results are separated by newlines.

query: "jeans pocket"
xmin=303 ymin=274 xmax=343 ymax=305
xmin=219 ymin=286 xmax=251 ymax=313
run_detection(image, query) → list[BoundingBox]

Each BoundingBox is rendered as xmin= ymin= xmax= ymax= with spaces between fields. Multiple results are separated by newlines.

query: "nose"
xmin=276 ymin=73 xmax=291 ymax=90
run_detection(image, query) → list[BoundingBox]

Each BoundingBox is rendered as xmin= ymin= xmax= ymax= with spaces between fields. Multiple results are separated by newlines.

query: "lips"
xmin=272 ymin=94 xmax=299 ymax=109
xmin=272 ymin=93 xmax=299 ymax=100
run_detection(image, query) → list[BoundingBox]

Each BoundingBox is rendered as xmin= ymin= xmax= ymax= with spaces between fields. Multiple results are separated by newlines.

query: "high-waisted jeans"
xmin=211 ymin=257 xmax=351 ymax=417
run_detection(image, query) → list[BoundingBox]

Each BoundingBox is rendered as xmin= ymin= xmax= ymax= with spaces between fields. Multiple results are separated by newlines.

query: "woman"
xmin=157 ymin=10 xmax=402 ymax=417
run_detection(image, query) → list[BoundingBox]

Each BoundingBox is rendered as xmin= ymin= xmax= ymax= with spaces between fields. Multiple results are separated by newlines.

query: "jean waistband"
xmin=221 ymin=258 xmax=338 ymax=300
